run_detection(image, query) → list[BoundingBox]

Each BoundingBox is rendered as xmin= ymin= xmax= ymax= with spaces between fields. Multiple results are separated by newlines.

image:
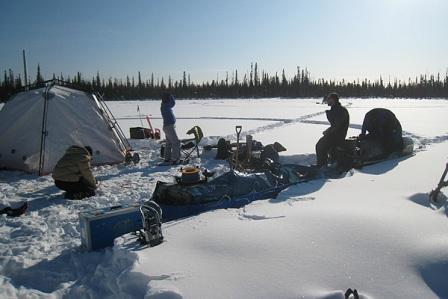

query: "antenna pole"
xmin=22 ymin=49 xmax=28 ymax=87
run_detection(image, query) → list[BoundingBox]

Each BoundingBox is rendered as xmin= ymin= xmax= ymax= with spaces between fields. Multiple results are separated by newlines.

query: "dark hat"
xmin=84 ymin=146 xmax=93 ymax=156
xmin=323 ymin=92 xmax=340 ymax=103
xmin=273 ymin=142 xmax=287 ymax=152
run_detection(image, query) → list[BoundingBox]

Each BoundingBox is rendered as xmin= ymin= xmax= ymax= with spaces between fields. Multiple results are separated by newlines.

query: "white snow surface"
xmin=1 ymin=98 xmax=448 ymax=299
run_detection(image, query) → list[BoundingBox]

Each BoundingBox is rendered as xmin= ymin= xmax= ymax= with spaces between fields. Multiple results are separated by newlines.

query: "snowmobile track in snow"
xmin=221 ymin=104 xmax=353 ymax=141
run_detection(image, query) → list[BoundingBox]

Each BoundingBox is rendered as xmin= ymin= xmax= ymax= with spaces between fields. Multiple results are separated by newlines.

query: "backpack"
xmin=333 ymin=137 xmax=387 ymax=171
xmin=216 ymin=138 xmax=231 ymax=160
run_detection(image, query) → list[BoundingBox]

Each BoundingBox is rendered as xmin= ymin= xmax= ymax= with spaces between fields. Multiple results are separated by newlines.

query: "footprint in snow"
xmin=148 ymin=272 xmax=184 ymax=281
xmin=285 ymin=196 xmax=315 ymax=206
xmin=238 ymin=213 xmax=285 ymax=221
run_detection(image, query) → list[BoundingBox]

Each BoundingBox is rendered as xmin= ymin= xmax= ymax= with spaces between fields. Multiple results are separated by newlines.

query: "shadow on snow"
xmin=4 ymin=246 xmax=152 ymax=299
xmin=417 ymin=260 xmax=448 ymax=299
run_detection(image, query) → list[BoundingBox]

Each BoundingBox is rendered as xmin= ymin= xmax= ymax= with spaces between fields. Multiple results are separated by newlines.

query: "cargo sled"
xmin=332 ymin=136 xmax=414 ymax=171
xmin=151 ymin=163 xmax=314 ymax=221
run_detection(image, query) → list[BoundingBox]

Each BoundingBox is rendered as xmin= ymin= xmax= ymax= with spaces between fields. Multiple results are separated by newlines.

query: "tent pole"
xmin=95 ymin=92 xmax=132 ymax=152
xmin=38 ymin=84 xmax=52 ymax=175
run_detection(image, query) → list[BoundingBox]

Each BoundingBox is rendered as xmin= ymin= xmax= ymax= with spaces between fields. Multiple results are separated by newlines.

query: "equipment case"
xmin=79 ymin=205 xmax=143 ymax=251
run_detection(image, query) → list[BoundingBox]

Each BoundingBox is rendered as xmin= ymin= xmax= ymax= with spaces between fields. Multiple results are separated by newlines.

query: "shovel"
xmin=234 ymin=125 xmax=242 ymax=169
xmin=429 ymin=162 xmax=448 ymax=203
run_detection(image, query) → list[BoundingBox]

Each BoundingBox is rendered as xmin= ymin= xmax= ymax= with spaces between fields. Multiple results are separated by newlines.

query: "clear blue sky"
xmin=1 ymin=0 xmax=447 ymax=83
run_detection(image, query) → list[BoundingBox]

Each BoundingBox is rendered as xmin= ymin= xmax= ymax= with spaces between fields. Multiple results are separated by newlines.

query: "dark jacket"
xmin=324 ymin=102 xmax=350 ymax=141
xmin=161 ymin=95 xmax=176 ymax=126
xmin=52 ymin=146 xmax=96 ymax=187
xmin=361 ymin=108 xmax=402 ymax=136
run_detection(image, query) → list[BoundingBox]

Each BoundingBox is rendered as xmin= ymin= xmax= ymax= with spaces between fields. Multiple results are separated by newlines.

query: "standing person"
xmin=359 ymin=108 xmax=403 ymax=155
xmin=52 ymin=145 xmax=97 ymax=199
xmin=315 ymin=92 xmax=350 ymax=168
xmin=161 ymin=92 xmax=181 ymax=164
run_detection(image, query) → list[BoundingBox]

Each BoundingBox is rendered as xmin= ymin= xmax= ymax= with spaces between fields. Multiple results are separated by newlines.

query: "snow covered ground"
xmin=1 ymin=98 xmax=448 ymax=298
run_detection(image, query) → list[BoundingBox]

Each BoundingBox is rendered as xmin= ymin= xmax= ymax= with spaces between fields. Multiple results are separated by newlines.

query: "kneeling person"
xmin=360 ymin=108 xmax=403 ymax=156
xmin=53 ymin=145 xmax=97 ymax=199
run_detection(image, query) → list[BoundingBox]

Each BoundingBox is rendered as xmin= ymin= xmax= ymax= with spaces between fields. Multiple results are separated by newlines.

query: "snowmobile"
xmin=331 ymin=135 xmax=414 ymax=172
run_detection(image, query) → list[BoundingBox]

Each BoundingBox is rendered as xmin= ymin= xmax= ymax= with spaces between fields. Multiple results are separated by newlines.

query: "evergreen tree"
xmin=249 ymin=63 xmax=253 ymax=87
xmin=96 ymin=71 xmax=101 ymax=88
xmin=16 ymin=74 xmax=22 ymax=88
xmin=3 ymin=70 xmax=8 ymax=88
xmin=138 ymin=71 xmax=142 ymax=88
xmin=254 ymin=63 xmax=259 ymax=87
xmin=9 ymin=69 xmax=14 ymax=86
xmin=281 ymin=69 xmax=287 ymax=86
xmin=36 ymin=64 xmax=44 ymax=83
xmin=182 ymin=71 xmax=187 ymax=88
xmin=76 ymin=72 xmax=82 ymax=84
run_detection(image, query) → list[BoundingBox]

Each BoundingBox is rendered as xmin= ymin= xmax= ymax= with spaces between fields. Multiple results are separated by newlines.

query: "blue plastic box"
xmin=79 ymin=205 xmax=143 ymax=251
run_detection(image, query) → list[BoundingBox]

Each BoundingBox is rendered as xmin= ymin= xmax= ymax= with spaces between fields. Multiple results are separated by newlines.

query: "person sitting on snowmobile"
xmin=315 ymin=92 xmax=350 ymax=168
xmin=359 ymin=108 xmax=403 ymax=156
xmin=52 ymin=145 xmax=97 ymax=199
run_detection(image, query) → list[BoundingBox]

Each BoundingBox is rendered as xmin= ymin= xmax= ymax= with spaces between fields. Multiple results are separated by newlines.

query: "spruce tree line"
xmin=1 ymin=63 xmax=448 ymax=101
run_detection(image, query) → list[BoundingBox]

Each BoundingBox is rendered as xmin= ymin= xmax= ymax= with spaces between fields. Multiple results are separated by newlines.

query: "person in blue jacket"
xmin=161 ymin=92 xmax=181 ymax=164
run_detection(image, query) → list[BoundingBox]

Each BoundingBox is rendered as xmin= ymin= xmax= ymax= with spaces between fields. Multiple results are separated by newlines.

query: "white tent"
xmin=0 ymin=82 xmax=130 ymax=175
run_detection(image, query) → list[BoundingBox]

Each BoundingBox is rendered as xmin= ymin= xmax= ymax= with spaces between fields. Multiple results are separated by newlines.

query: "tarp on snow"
xmin=152 ymin=164 xmax=313 ymax=221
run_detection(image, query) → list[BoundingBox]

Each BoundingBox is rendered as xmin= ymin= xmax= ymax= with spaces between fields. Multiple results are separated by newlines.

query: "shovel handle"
xmin=235 ymin=125 xmax=242 ymax=134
